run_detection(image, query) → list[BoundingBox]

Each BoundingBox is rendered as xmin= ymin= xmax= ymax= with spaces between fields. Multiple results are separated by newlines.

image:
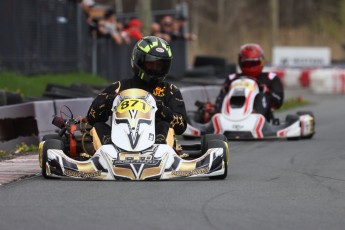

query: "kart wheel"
xmin=296 ymin=111 xmax=314 ymax=117
xmin=301 ymin=133 xmax=314 ymax=139
xmin=42 ymin=139 xmax=64 ymax=179
xmin=204 ymin=140 xmax=229 ymax=180
xmin=183 ymin=135 xmax=199 ymax=140
xmin=287 ymin=136 xmax=300 ymax=141
xmin=42 ymin=134 xmax=63 ymax=141
xmin=201 ymin=134 xmax=227 ymax=153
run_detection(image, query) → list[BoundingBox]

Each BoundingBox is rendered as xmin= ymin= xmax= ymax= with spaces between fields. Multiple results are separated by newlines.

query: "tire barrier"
xmin=264 ymin=66 xmax=345 ymax=94
xmin=184 ymin=55 xmax=237 ymax=80
xmin=0 ymin=98 xmax=93 ymax=151
xmin=43 ymin=83 xmax=99 ymax=99
xmin=0 ymin=90 xmax=24 ymax=106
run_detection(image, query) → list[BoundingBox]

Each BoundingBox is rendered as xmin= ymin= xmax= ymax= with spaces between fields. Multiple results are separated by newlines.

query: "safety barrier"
xmin=263 ymin=66 xmax=314 ymax=88
xmin=2 ymin=70 xmax=343 ymax=151
xmin=310 ymin=69 xmax=345 ymax=94
xmin=264 ymin=66 xmax=345 ymax=94
xmin=0 ymin=86 xmax=221 ymax=150
xmin=0 ymin=98 xmax=93 ymax=151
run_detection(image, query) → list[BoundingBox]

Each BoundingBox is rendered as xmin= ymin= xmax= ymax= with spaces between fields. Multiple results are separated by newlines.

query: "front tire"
xmin=42 ymin=139 xmax=64 ymax=179
xmin=203 ymin=139 xmax=229 ymax=180
xmin=201 ymin=134 xmax=227 ymax=153
xmin=42 ymin=134 xmax=63 ymax=141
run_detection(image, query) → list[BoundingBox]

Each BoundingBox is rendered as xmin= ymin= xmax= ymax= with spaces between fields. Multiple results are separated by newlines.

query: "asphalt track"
xmin=1 ymin=89 xmax=345 ymax=230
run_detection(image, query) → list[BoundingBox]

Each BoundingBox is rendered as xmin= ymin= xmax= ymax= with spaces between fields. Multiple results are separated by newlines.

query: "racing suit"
xmin=86 ymin=77 xmax=187 ymax=147
xmin=215 ymin=72 xmax=284 ymax=122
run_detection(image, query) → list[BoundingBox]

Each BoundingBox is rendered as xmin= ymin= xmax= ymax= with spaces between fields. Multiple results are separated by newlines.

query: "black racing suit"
xmin=215 ymin=72 xmax=284 ymax=122
xmin=86 ymin=77 xmax=187 ymax=144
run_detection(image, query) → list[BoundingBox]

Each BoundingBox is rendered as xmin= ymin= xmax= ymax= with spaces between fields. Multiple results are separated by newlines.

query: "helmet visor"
xmin=138 ymin=55 xmax=171 ymax=77
xmin=239 ymin=59 xmax=263 ymax=68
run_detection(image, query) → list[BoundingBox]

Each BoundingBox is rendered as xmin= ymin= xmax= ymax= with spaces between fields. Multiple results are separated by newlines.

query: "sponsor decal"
xmin=153 ymin=86 xmax=165 ymax=97
xmin=232 ymin=81 xmax=255 ymax=91
xmin=172 ymin=167 xmax=209 ymax=176
xmin=113 ymin=154 xmax=159 ymax=165
xmin=156 ymin=47 xmax=164 ymax=53
xmin=148 ymin=133 xmax=154 ymax=141
xmin=113 ymin=152 xmax=168 ymax=180
xmin=232 ymin=124 xmax=244 ymax=130
xmin=64 ymin=169 xmax=101 ymax=178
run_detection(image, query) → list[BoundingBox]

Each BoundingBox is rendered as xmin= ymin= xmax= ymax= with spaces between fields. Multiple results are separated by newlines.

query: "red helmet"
xmin=238 ymin=43 xmax=265 ymax=77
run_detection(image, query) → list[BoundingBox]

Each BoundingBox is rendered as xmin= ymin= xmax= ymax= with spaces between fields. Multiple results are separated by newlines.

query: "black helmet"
xmin=131 ymin=36 xmax=172 ymax=83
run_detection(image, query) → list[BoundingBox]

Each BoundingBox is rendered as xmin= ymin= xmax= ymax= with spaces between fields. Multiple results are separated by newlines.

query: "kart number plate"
xmin=232 ymin=81 xmax=255 ymax=91
xmin=117 ymin=99 xmax=150 ymax=113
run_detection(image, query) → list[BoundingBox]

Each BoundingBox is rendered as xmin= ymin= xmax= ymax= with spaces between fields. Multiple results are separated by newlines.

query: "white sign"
xmin=272 ymin=46 xmax=331 ymax=67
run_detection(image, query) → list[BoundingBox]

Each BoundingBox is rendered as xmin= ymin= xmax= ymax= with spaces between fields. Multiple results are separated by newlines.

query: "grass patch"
xmin=0 ymin=71 xmax=109 ymax=98
xmin=14 ymin=142 xmax=39 ymax=154
xmin=0 ymin=150 xmax=8 ymax=158
xmin=0 ymin=143 xmax=39 ymax=161
xmin=276 ymin=96 xmax=309 ymax=112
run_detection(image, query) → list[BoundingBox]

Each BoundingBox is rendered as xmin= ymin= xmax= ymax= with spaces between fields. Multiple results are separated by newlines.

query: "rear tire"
xmin=203 ymin=140 xmax=229 ymax=180
xmin=42 ymin=139 xmax=64 ymax=179
xmin=183 ymin=135 xmax=199 ymax=140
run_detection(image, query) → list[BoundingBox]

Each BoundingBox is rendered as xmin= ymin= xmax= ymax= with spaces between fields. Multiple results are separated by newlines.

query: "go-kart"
xmin=38 ymin=88 xmax=229 ymax=180
xmin=183 ymin=77 xmax=315 ymax=140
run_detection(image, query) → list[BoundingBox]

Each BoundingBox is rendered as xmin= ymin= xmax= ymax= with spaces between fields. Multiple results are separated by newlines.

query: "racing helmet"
xmin=238 ymin=43 xmax=265 ymax=77
xmin=131 ymin=36 xmax=172 ymax=83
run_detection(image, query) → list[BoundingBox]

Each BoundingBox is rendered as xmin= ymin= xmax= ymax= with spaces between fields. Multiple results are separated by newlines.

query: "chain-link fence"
xmin=0 ymin=0 xmax=187 ymax=81
xmin=0 ymin=0 xmax=82 ymax=74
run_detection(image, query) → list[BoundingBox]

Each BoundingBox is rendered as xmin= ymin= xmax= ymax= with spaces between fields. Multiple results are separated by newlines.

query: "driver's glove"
xmin=156 ymin=100 xmax=172 ymax=120
xmin=156 ymin=100 xmax=165 ymax=114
